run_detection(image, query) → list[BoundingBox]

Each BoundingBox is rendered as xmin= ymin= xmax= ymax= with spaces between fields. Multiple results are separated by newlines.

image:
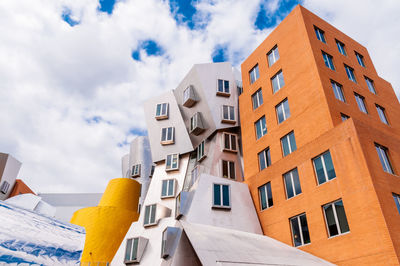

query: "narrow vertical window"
xmin=344 ymin=65 xmax=357 ymax=83
xmin=354 ymin=93 xmax=368 ymax=114
xmin=336 ymin=40 xmax=346 ymax=56
xmin=365 ymin=76 xmax=376 ymax=94
xmin=323 ymin=199 xmax=350 ymax=237
xmin=322 ymin=51 xmax=335 ymax=70
xmin=197 ymin=140 xmax=206 ymax=161
xmin=283 ymin=168 xmax=302 ymax=199
xmin=258 ymin=147 xmax=271 ymax=171
xmin=271 ymin=70 xmax=285 ymax=93
xmin=314 ymin=26 xmax=326 ymax=43
xmin=222 ymin=160 xmax=236 ymax=179
xmin=355 ymin=52 xmax=365 ymax=67
xmin=276 ymin=98 xmax=291 ymax=123
xmin=376 ymin=105 xmax=389 ymax=125
xmin=331 ymin=80 xmax=345 ymax=102
xmin=392 ymin=193 xmax=400 ymax=214
xmin=313 ymin=150 xmax=336 ymax=185
xmin=267 ymin=45 xmax=280 ymax=66
xmin=375 ymin=143 xmax=394 ymax=174
xmin=255 ymin=116 xmax=267 ymax=139
xmin=281 ymin=131 xmax=297 ymax=156
xmin=258 ymin=182 xmax=273 ymax=210
xmin=290 ymin=213 xmax=311 ymax=247
xmin=252 ymin=89 xmax=263 ymax=109
xmin=213 ymin=184 xmax=230 ymax=209
xmin=249 ymin=65 xmax=260 ymax=84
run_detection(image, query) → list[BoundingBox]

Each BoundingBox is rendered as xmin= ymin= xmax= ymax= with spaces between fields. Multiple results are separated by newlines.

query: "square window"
xmin=267 ymin=45 xmax=280 ymax=66
xmin=376 ymin=105 xmax=389 ymax=125
xmin=217 ymin=79 xmax=230 ymax=96
xmin=354 ymin=93 xmax=368 ymax=114
xmin=323 ymin=199 xmax=350 ymax=237
xmin=252 ymin=89 xmax=263 ymax=109
xmin=258 ymin=147 xmax=271 ymax=171
xmin=281 ymin=131 xmax=297 ymax=156
xmin=344 ymin=65 xmax=357 ymax=83
xmin=276 ymin=98 xmax=291 ymax=123
xmin=255 ymin=116 xmax=267 ymax=140
xmin=249 ymin=65 xmax=260 ymax=84
xmin=221 ymin=105 xmax=235 ymax=123
xmin=155 ymin=103 xmax=169 ymax=120
xmin=213 ymin=183 xmax=230 ymax=209
xmin=223 ymin=132 xmax=237 ymax=152
xmin=313 ymin=150 xmax=336 ymax=185
xmin=375 ymin=143 xmax=394 ymax=174
xmin=365 ymin=76 xmax=376 ymax=94
xmin=131 ymin=164 xmax=141 ymax=178
xmin=197 ymin=140 xmax=206 ymax=161
xmin=258 ymin=182 xmax=273 ymax=210
xmin=221 ymin=160 xmax=235 ymax=179
xmin=290 ymin=213 xmax=311 ymax=247
xmin=322 ymin=51 xmax=335 ymax=70
xmin=143 ymin=204 xmax=157 ymax=226
xmin=331 ymin=80 xmax=345 ymax=102
xmin=271 ymin=70 xmax=285 ymax=93
xmin=355 ymin=52 xmax=365 ymax=67
xmin=392 ymin=193 xmax=400 ymax=214
xmin=314 ymin=26 xmax=326 ymax=43
xmin=161 ymin=179 xmax=176 ymax=198
xmin=336 ymin=40 xmax=347 ymax=56
xmin=283 ymin=168 xmax=302 ymax=199
xmin=161 ymin=127 xmax=174 ymax=145
xmin=165 ymin=154 xmax=179 ymax=171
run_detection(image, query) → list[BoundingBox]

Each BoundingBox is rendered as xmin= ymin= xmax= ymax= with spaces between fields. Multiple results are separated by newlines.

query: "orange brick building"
xmin=240 ymin=5 xmax=400 ymax=265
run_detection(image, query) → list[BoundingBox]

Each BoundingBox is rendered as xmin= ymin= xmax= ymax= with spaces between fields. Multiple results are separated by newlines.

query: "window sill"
xmin=161 ymin=140 xmax=174 ymax=145
xmin=216 ymin=91 xmax=230 ymax=97
xmin=197 ymin=155 xmax=206 ymax=162
xmin=131 ymin=174 xmax=140 ymax=178
xmin=221 ymin=119 xmax=236 ymax=124
xmin=155 ymin=115 xmax=168 ymax=120
xmin=143 ymin=222 xmax=158 ymax=228
xmin=165 ymin=167 xmax=179 ymax=172
xmin=223 ymin=148 xmax=238 ymax=153
xmin=327 ymin=231 xmax=350 ymax=239
xmin=161 ymin=195 xmax=175 ymax=199
xmin=212 ymin=205 xmax=231 ymax=210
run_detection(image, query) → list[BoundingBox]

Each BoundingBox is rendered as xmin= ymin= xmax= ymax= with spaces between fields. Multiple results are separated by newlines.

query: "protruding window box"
xmin=161 ymin=227 xmax=181 ymax=259
xmin=124 ymin=237 xmax=148 ymax=264
xmin=190 ymin=112 xmax=205 ymax=135
xmin=143 ymin=203 xmax=171 ymax=228
xmin=175 ymin=191 xmax=190 ymax=219
xmin=131 ymin=164 xmax=141 ymax=178
xmin=183 ymin=85 xmax=198 ymax=107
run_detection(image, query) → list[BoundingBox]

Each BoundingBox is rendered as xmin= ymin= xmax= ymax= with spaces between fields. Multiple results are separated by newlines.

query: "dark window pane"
xmin=323 ymin=152 xmax=336 ymax=180
xmin=125 ymin=239 xmax=132 ymax=261
xmin=229 ymin=162 xmax=235 ymax=179
xmin=223 ymin=106 xmax=229 ymax=119
xmin=168 ymin=180 xmax=174 ymax=196
xmin=222 ymin=161 xmax=228 ymax=178
xmin=334 ymin=200 xmax=350 ymax=234
xmin=289 ymin=132 xmax=297 ymax=151
xmin=284 ymin=173 xmax=294 ymax=199
xmin=267 ymin=182 xmax=273 ymax=207
xmin=224 ymin=134 xmax=230 ymax=149
xmin=222 ymin=185 xmax=230 ymax=206
xmin=162 ymin=180 xmax=167 ymax=196
xmin=231 ymin=135 xmax=237 ymax=150
xmin=290 ymin=217 xmax=302 ymax=247
xmin=282 ymin=136 xmax=290 ymax=156
xmin=324 ymin=204 xmax=339 ymax=236
xmin=393 ymin=194 xmax=400 ymax=214
xmin=314 ymin=156 xmax=326 ymax=184
xmin=259 ymin=186 xmax=267 ymax=210
xmin=292 ymin=168 xmax=302 ymax=195
xmin=167 ymin=128 xmax=172 ymax=140
xmin=229 ymin=107 xmax=234 ymax=120
xmin=259 ymin=151 xmax=266 ymax=170
xmin=166 ymin=155 xmax=171 ymax=168
xmin=144 ymin=205 xmax=150 ymax=224
xmin=162 ymin=128 xmax=166 ymax=141
xmin=224 ymin=80 xmax=229 ymax=93
xmin=150 ymin=205 xmax=156 ymax=223
xmin=284 ymin=100 xmax=290 ymax=118
xmin=300 ymin=215 xmax=310 ymax=244
xmin=156 ymin=104 xmax=161 ymax=116
xmin=218 ymin=79 xmax=223 ymax=92
xmin=214 ymin=184 xmax=221 ymax=206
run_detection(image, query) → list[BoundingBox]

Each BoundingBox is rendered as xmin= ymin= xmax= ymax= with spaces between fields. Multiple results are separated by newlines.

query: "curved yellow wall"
xmin=70 ymin=178 xmax=140 ymax=264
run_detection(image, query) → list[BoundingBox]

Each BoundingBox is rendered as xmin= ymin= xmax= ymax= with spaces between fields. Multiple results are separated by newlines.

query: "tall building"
xmin=240 ymin=5 xmax=400 ymax=265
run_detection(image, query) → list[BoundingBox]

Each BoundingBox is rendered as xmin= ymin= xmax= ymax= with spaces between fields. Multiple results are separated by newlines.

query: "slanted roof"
xmin=181 ymin=221 xmax=334 ymax=266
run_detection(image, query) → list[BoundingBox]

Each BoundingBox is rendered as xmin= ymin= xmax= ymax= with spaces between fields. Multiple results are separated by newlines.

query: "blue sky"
xmin=1 ymin=0 xmax=399 ymax=193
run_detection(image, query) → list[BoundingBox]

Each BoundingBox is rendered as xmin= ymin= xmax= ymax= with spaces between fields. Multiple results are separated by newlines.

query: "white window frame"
xmin=217 ymin=79 xmax=230 ymax=96
xmin=267 ymin=45 xmax=280 ymax=67
xmin=124 ymin=237 xmax=139 ymax=263
xmin=221 ymin=160 xmax=236 ymax=180
xmin=331 ymin=80 xmax=345 ymax=102
xmin=197 ymin=140 xmax=206 ymax=161
xmin=290 ymin=213 xmax=310 ymax=247
xmin=336 ymin=40 xmax=346 ymax=56
xmin=375 ymin=143 xmax=394 ymax=174
xmin=258 ymin=182 xmax=273 ymax=210
xmin=161 ymin=179 xmax=176 ymax=198
xmin=249 ymin=64 xmax=259 ymax=84
xmin=143 ymin=204 xmax=157 ymax=227
xmin=344 ymin=65 xmax=357 ymax=83
xmin=314 ymin=26 xmax=326 ymax=43
xmin=212 ymin=183 xmax=231 ymax=209
xmin=255 ymin=116 xmax=267 ymax=139
xmin=354 ymin=93 xmax=368 ymax=114
xmin=161 ymin=127 xmax=175 ymax=145
xmin=258 ymin=147 xmax=271 ymax=171
xmin=223 ymin=132 xmax=238 ymax=152
xmin=155 ymin=103 xmax=169 ymax=120
xmin=283 ymin=168 xmax=302 ymax=199
xmin=281 ymin=131 xmax=296 ymax=156
xmin=312 ymin=150 xmax=336 ymax=185
xmin=365 ymin=76 xmax=376 ymax=94
xmin=252 ymin=89 xmax=263 ymax=109
xmin=190 ymin=112 xmax=203 ymax=133
xmin=322 ymin=199 xmax=350 ymax=237
xmin=322 ymin=51 xmax=335 ymax=70
xmin=271 ymin=70 xmax=284 ymax=93
xmin=131 ymin=164 xmax=141 ymax=178
xmin=275 ymin=98 xmax=290 ymax=124
xmin=355 ymin=52 xmax=365 ymax=67
xmin=221 ymin=105 xmax=235 ymax=123
xmin=376 ymin=104 xmax=389 ymax=125
xmin=165 ymin=153 xmax=179 ymax=171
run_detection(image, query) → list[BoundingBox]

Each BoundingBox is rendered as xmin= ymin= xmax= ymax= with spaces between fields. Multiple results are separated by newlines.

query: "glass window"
xmin=255 ymin=116 xmax=267 ymax=140
xmin=161 ymin=127 xmax=174 ymax=144
xmin=344 ymin=65 xmax=357 ymax=83
xmin=223 ymin=132 xmax=237 ymax=152
xmin=376 ymin=105 xmax=389 ymax=125
xmin=354 ymin=93 xmax=368 ymax=114
xmin=365 ymin=76 xmax=376 ymax=94
xmin=331 ymin=80 xmax=345 ymax=102
xmin=341 ymin=113 xmax=349 ymax=121
xmin=313 ymin=150 xmax=336 ymax=185
xmin=213 ymin=184 xmax=230 ymax=209
xmin=190 ymin=112 xmax=204 ymax=133
xmin=144 ymin=204 xmax=157 ymax=226
xmin=336 ymin=40 xmax=346 ymax=56
xmin=249 ymin=65 xmax=260 ymax=84
xmin=155 ymin=103 xmax=169 ymax=119
xmin=271 ymin=70 xmax=285 ymax=93
xmin=267 ymin=45 xmax=280 ymax=66
xmin=131 ymin=164 xmax=141 ymax=177
xmin=252 ymin=89 xmax=263 ymax=109
xmin=323 ymin=199 xmax=350 ymax=237
xmin=222 ymin=160 xmax=235 ymax=179
xmin=0 ymin=181 xmax=10 ymax=194
xmin=375 ymin=143 xmax=394 ymax=174
xmin=355 ymin=52 xmax=365 ymax=67
xmin=221 ymin=105 xmax=235 ymax=122
xmin=290 ymin=213 xmax=310 ymax=247
xmin=125 ymin=238 xmax=139 ymax=262
xmin=217 ymin=79 xmax=230 ymax=95
xmin=393 ymin=193 xmax=400 ymax=214
xmin=322 ymin=51 xmax=335 ymax=70
xmin=276 ymin=98 xmax=291 ymax=123
xmin=149 ymin=165 xmax=155 ymax=177
xmin=314 ymin=26 xmax=326 ymax=43
xmin=258 ymin=147 xmax=271 ymax=171
xmin=166 ymin=154 xmax=179 ymax=171
xmin=284 ymin=168 xmax=302 ymax=199
xmin=197 ymin=140 xmax=206 ymax=161
xmin=258 ymin=182 xmax=273 ymax=210
xmin=281 ymin=131 xmax=297 ymax=156
xmin=161 ymin=179 xmax=175 ymax=198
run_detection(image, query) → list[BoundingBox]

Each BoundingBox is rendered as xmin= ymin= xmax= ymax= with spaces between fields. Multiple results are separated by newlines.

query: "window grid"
xmin=131 ymin=164 xmax=141 ymax=177
xmin=222 ymin=160 xmax=236 ymax=179
xmin=161 ymin=179 xmax=175 ymax=198
xmin=156 ymin=103 xmax=169 ymax=119
xmin=144 ymin=204 xmax=157 ymax=226
xmin=290 ymin=213 xmax=310 ymax=247
xmin=365 ymin=77 xmax=376 ymax=94
xmin=283 ymin=168 xmax=302 ymax=199
xmin=313 ymin=150 xmax=336 ymax=185
xmin=276 ymin=98 xmax=291 ymax=124
xmin=267 ymin=46 xmax=280 ymax=66
xmin=249 ymin=65 xmax=260 ymax=84
xmin=197 ymin=140 xmax=206 ymax=161
xmin=124 ymin=238 xmax=139 ymax=262
xmin=323 ymin=199 xmax=350 ymax=237
xmin=375 ymin=143 xmax=394 ymax=174
xmin=376 ymin=105 xmax=389 ymax=125
xmin=336 ymin=40 xmax=346 ymax=56
xmin=345 ymin=65 xmax=357 ymax=83
xmin=252 ymin=89 xmax=263 ymax=109
xmin=354 ymin=93 xmax=368 ymax=114
xmin=217 ymin=79 xmax=230 ymax=95
xmin=161 ymin=127 xmax=174 ymax=144
xmin=355 ymin=52 xmax=365 ymax=67
xmin=281 ymin=131 xmax=297 ymax=157
xmin=213 ymin=184 xmax=230 ymax=209
xmin=322 ymin=51 xmax=335 ymax=70
xmin=271 ymin=70 xmax=285 ymax=93
xmin=221 ymin=105 xmax=235 ymax=123
xmin=166 ymin=154 xmax=179 ymax=171
xmin=258 ymin=182 xmax=273 ymax=210
xmin=314 ymin=26 xmax=326 ymax=43
xmin=255 ymin=116 xmax=267 ymax=140
xmin=258 ymin=147 xmax=271 ymax=171
xmin=331 ymin=80 xmax=345 ymax=102
xmin=223 ymin=132 xmax=238 ymax=152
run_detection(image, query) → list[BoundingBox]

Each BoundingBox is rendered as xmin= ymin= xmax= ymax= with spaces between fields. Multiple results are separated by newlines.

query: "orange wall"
xmin=8 ymin=179 xmax=35 ymax=198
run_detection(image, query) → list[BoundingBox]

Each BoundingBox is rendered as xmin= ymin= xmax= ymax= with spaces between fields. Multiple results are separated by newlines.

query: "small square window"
xmin=322 ymin=51 xmax=335 ymax=70
xmin=323 ymin=199 xmax=350 ymax=237
xmin=355 ymin=52 xmax=365 ymax=67
xmin=255 ymin=116 xmax=267 ymax=140
xmin=217 ymin=79 xmax=230 ymax=96
xmin=290 ymin=213 xmax=311 ymax=247
xmin=161 ymin=179 xmax=176 ymax=198
xmin=275 ymin=98 xmax=290 ymax=124
xmin=281 ymin=131 xmax=297 ymax=156
xmin=336 ymin=40 xmax=347 ymax=56
xmin=375 ymin=143 xmax=394 ymax=174
xmin=258 ymin=182 xmax=273 ymax=210
xmin=252 ymin=89 xmax=263 ymax=110
xmin=143 ymin=204 xmax=157 ymax=226
xmin=249 ymin=65 xmax=260 ymax=84
xmin=161 ymin=127 xmax=174 ymax=145
xmin=223 ymin=132 xmax=237 ymax=152
xmin=131 ymin=164 xmax=141 ymax=178
xmin=221 ymin=105 xmax=235 ymax=123
xmin=313 ymin=150 xmax=336 ymax=185
xmin=283 ymin=168 xmax=302 ymax=199
xmin=267 ymin=46 xmax=280 ymax=66
xmin=197 ymin=140 xmax=206 ymax=161
xmin=221 ymin=160 xmax=235 ymax=179
xmin=155 ymin=103 xmax=169 ymax=120
xmin=354 ymin=93 xmax=368 ymax=114
xmin=331 ymin=80 xmax=345 ymax=102
xmin=271 ymin=70 xmax=285 ymax=93
xmin=165 ymin=154 xmax=179 ymax=171
xmin=213 ymin=183 xmax=230 ymax=209
xmin=376 ymin=105 xmax=389 ymax=125
xmin=344 ymin=65 xmax=357 ymax=83
xmin=314 ymin=26 xmax=326 ymax=43
xmin=258 ymin=147 xmax=271 ymax=171
xmin=365 ymin=76 xmax=376 ymax=94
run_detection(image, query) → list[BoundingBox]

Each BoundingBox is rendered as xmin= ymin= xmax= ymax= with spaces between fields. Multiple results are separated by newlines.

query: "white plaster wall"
xmin=0 ymin=153 xmax=21 ymax=200
xmin=121 ymin=154 xmax=129 ymax=178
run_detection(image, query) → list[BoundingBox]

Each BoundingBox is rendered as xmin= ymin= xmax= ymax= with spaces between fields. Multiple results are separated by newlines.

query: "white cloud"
xmin=0 ymin=0 xmax=398 ymax=194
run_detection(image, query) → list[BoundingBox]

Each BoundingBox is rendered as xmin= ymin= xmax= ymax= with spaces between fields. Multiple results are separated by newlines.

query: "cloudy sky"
xmin=1 ymin=0 xmax=399 ymax=194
